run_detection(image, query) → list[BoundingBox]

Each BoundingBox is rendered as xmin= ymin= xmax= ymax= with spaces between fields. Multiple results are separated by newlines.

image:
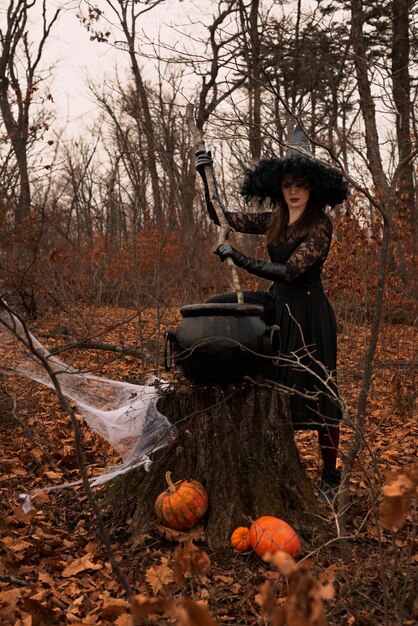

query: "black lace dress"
xmin=208 ymin=210 xmax=342 ymax=431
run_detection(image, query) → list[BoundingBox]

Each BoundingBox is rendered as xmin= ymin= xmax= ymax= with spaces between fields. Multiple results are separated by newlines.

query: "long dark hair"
xmin=267 ymin=187 xmax=327 ymax=245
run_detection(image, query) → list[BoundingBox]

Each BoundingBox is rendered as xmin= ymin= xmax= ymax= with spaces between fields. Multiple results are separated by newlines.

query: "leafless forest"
xmin=0 ymin=1 xmax=417 ymax=624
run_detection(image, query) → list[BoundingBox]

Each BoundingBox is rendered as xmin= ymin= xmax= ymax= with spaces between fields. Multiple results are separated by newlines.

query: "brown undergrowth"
xmin=0 ymin=305 xmax=416 ymax=625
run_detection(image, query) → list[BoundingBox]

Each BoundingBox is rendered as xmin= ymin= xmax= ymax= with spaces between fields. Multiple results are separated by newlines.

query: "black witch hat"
xmin=240 ymin=126 xmax=349 ymax=208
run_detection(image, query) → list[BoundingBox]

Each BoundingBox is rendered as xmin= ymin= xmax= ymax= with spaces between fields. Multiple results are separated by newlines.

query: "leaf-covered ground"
xmin=0 ymin=305 xmax=416 ymax=625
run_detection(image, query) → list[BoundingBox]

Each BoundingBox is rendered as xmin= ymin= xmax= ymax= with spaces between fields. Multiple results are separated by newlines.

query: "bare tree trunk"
xmin=0 ymin=0 xmax=60 ymax=224
xmin=113 ymin=1 xmax=164 ymax=229
xmin=391 ymin=0 xmax=415 ymax=222
xmin=338 ymin=0 xmax=396 ymax=550
xmin=239 ymin=0 xmax=262 ymax=163
xmin=350 ymin=1 xmax=389 ymax=195
xmin=291 ymin=0 xmax=302 ymax=112
xmin=14 ymin=144 xmax=31 ymax=222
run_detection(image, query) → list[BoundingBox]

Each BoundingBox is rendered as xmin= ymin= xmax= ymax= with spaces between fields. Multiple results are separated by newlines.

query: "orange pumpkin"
xmin=248 ymin=516 xmax=301 ymax=559
xmin=230 ymin=526 xmax=251 ymax=552
xmin=154 ymin=471 xmax=208 ymax=530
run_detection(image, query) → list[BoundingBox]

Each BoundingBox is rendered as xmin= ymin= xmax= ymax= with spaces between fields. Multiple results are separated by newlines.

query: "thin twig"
xmin=0 ymin=574 xmax=29 ymax=587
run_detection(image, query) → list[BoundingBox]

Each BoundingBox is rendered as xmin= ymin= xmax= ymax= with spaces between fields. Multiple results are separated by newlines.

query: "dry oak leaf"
xmin=0 ymin=588 xmax=23 ymax=615
xmin=131 ymin=594 xmax=173 ymax=620
xmin=44 ymin=471 xmax=63 ymax=481
xmin=256 ymin=581 xmax=285 ymax=626
xmin=145 ymin=557 xmax=175 ymax=595
xmin=318 ymin=565 xmax=337 ymax=601
xmin=62 ymin=554 xmax=102 ymax=578
xmin=264 ymin=550 xmax=298 ymax=577
xmin=286 ymin=570 xmax=331 ymax=626
xmin=18 ymin=614 xmax=34 ymax=626
xmin=380 ymin=463 xmax=418 ymax=530
xmin=101 ymin=597 xmax=130 ymax=618
xmin=23 ymin=597 xmax=57 ymax=625
xmin=32 ymin=490 xmax=50 ymax=505
xmin=259 ymin=557 xmax=334 ymax=626
xmin=383 ymin=473 xmax=416 ymax=497
xmin=213 ymin=575 xmax=234 ymax=584
xmin=175 ymin=599 xmax=218 ymax=626
xmin=37 ymin=569 xmax=55 ymax=589
xmin=155 ymin=522 xmax=205 ymax=543
xmin=1 ymin=537 xmax=32 ymax=554
xmin=173 ymin=541 xmax=211 ymax=587
xmin=380 ymin=493 xmax=415 ymax=530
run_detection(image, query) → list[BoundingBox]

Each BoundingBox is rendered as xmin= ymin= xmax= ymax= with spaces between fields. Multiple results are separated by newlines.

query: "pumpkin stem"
xmin=165 ymin=471 xmax=176 ymax=493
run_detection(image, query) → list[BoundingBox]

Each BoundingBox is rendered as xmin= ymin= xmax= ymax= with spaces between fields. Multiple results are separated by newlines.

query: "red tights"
xmin=318 ymin=425 xmax=340 ymax=472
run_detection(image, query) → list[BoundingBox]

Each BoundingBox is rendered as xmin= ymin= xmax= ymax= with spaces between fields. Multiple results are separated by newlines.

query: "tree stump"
xmin=117 ymin=382 xmax=322 ymax=551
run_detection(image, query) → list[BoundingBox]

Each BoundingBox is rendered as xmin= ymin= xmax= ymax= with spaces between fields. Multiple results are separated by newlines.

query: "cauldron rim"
xmin=180 ymin=303 xmax=264 ymax=318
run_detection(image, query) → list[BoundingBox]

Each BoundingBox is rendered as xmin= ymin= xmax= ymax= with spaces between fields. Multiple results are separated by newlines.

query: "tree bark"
xmin=118 ymin=383 xmax=321 ymax=552
xmin=391 ymin=0 xmax=415 ymax=221
xmin=117 ymin=2 xmax=163 ymax=229
xmin=337 ymin=0 xmax=396 ymax=556
xmin=239 ymin=0 xmax=262 ymax=163
xmin=350 ymin=0 xmax=390 ymax=198
xmin=0 ymin=0 xmax=60 ymax=224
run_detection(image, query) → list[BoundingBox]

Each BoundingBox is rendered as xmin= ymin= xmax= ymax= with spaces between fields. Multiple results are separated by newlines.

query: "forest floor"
xmin=0 ymin=304 xmax=416 ymax=625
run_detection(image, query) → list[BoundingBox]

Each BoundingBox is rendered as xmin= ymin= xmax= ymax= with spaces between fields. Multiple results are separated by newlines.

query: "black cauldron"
xmin=164 ymin=303 xmax=279 ymax=384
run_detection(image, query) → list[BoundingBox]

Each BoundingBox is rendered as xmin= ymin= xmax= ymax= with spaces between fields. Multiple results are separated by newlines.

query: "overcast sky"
xmin=28 ymin=0 xmax=318 ymax=139
xmin=35 ymin=1 xmax=210 ymax=136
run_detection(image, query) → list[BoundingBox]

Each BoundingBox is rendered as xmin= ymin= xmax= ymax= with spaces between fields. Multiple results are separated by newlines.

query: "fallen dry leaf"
xmin=115 ymin=614 xmax=133 ymax=626
xmin=38 ymin=570 xmax=56 ymax=588
xmin=101 ymin=597 xmax=130 ymax=616
xmin=2 ymin=537 xmax=32 ymax=554
xmin=23 ymin=597 xmax=57 ymax=625
xmin=173 ymin=542 xmax=211 ymax=587
xmin=256 ymin=581 xmax=285 ymax=626
xmin=62 ymin=554 xmax=102 ymax=578
xmin=383 ymin=474 xmax=416 ymax=497
xmin=0 ymin=588 xmax=23 ymax=614
xmin=131 ymin=594 xmax=173 ymax=619
xmin=145 ymin=558 xmax=175 ymax=595
xmin=264 ymin=550 xmax=298 ymax=577
xmin=32 ymin=490 xmax=50 ymax=505
xmin=319 ymin=582 xmax=335 ymax=602
xmin=175 ymin=599 xmax=218 ymax=626
xmin=155 ymin=522 xmax=205 ymax=543
xmin=213 ymin=575 xmax=233 ymax=584
xmin=380 ymin=494 xmax=414 ymax=530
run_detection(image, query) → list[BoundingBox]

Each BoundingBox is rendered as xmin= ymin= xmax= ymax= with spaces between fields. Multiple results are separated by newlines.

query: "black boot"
xmin=317 ymin=468 xmax=341 ymax=503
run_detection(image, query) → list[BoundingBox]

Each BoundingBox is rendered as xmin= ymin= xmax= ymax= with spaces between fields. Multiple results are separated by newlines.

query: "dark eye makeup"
xmin=282 ymin=180 xmax=309 ymax=190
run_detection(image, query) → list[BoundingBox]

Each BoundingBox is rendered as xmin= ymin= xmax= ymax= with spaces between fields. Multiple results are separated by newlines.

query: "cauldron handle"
xmin=164 ymin=331 xmax=176 ymax=370
xmin=265 ymin=324 xmax=281 ymax=356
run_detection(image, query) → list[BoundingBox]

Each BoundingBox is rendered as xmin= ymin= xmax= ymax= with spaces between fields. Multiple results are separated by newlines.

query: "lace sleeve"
xmin=286 ymin=216 xmax=333 ymax=281
xmin=201 ymin=180 xmax=270 ymax=234
xmin=223 ymin=211 xmax=271 ymax=234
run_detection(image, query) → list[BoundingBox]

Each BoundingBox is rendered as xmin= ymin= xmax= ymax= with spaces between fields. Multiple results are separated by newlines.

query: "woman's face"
xmin=281 ymin=175 xmax=310 ymax=212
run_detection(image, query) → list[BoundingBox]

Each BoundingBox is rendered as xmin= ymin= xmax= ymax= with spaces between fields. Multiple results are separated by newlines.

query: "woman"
xmin=195 ymin=132 xmax=349 ymax=497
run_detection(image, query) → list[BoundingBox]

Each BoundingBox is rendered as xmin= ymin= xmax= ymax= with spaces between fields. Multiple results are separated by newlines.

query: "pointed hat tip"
xmin=286 ymin=125 xmax=312 ymax=157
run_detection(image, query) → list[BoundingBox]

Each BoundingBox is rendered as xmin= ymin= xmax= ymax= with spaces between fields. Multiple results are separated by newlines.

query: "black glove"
xmin=215 ymin=244 xmax=287 ymax=281
xmin=215 ymin=243 xmax=234 ymax=261
xmin=195 ymin=149 xmax=213 ymax=175
xmin=195 ymin=149 xmax=224 ymax=226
